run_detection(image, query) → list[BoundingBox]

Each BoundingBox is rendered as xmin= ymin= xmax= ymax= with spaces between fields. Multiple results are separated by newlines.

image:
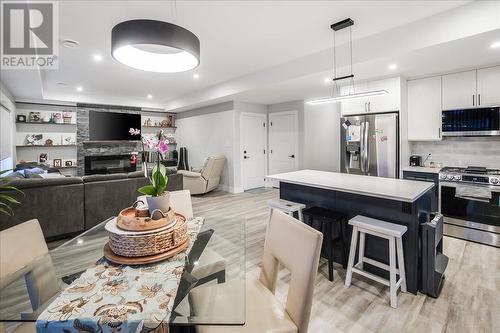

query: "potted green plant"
xmin=129 ymin=128 xmax=170 ymax=214
xmin=0 ymin=170 xmax=24 ymax=216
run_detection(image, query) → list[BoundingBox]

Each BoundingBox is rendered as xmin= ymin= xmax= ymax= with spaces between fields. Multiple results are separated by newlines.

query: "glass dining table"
xmin=0 ymin=216 xmax=246 ymax=332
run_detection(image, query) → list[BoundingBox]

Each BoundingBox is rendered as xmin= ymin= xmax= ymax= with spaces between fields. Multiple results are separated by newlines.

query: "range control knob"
xmin=491 ymin=177 xmax=499 ymax=185
xmin=454 ymin=175 xmax=461 ymax=181
xmin=439 ymin=174 xmax=447 ymax=180
xmin=447 ymin=174 xmax=455 ymax=181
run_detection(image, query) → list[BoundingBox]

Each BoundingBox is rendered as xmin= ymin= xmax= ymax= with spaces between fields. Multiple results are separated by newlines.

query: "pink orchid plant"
xmin=129 ymin=128 xmax=170 ymax=197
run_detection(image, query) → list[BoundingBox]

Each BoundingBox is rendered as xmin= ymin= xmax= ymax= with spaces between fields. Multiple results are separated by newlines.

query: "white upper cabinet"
xmin=407 ymin=76 xmax=442 ymax=141
xmin=477 ymin=66 xmax=500 ymax=107
xmin=367 ymin=78 xmax=401 ymax=112
xmin=442 ymin=70 xmax=477 ymax=110
xmin=341 ymin=77 xmax=400 ymax=115
xmin=340 ymin=82 xmax=368 ymax=115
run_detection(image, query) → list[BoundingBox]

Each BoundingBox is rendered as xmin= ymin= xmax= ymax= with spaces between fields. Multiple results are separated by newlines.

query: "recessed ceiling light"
xmin=76 ymin=86 xmax=83 ymax=92
xmin=388 ymin=64 xmax=397 ymax=70
xmin=324 ymin=77 xmax=331 ymax=84
xmin=93 ymin=54 xmax=103 ymax=62
xmin=193 ymin=73 xmax=200 ymax=79
xmin=490 ymin=41 xmax=500 ymax=49
xmin=147 ymin=94 xmax=153 ymax=99
xmin=61 ymin=39 xmax=79 ymax=48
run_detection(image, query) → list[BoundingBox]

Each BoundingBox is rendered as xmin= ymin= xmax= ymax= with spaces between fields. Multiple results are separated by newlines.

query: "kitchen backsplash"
xmin=410 ymin=137 xmax=500 ymax=169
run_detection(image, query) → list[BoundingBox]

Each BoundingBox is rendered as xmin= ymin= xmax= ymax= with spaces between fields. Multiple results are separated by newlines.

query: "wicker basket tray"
xmin=107 ymin=213 xmax=189 ymax=257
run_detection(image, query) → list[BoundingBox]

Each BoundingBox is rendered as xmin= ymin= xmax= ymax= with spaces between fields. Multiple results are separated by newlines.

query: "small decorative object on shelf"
xmin=45 ymin=138 xmax=53 ymax=146
xmin=64 ymin=160 xmax=73 ymax=167
xmin=63 ymin=111 xmax=72 ymax=124
xmin=129 ymin=127 xmax=170 ymax=214
xmin=16 ymin=114 xmax=26 ymax=123
xmin=64 ymin=136 xmax=75 ymax=145
xmin=167 ymin=115 xmax=174 ymax=127
xmin=53 ymin=112 xmax=63 ymax=124
xmin=39 ymin=153 xmax=48 ymax=163
xmin=53 ymin=159 xmax=62 ymax=167
xmin=146 ymin=118 xmax=152 ymax=126
xmin=28 ymin=112 xmax=41 ymax=123
xmin=26 ymin=134 xmax=43 ymax=145
xmin=42 ymin=115 xmax=51 ymax=123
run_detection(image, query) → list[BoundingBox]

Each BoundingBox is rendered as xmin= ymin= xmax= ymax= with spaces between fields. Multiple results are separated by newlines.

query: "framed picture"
xmin=39 ymin=153 xmax=48 ymax=163
xmin=16 ymin=115 xmax=26 ymax=123
xmin=29 ymin=112 xmax=41 ymax=123
xmin=64 ymin=160 xmax=73 ymax=167
xmin=53 ymin=159 xmax=62 ymax=167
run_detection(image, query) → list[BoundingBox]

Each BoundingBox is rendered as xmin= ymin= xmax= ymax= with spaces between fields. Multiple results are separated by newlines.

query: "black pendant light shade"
xmin=111 ymin=19 xmax=200 ymax=73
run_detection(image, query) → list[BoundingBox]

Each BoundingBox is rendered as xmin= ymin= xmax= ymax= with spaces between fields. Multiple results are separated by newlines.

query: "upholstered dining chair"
xmin=193 ymin=210 xmax=323 ymax=333
xmin=0 ymin=219 xmax=61 ymax=333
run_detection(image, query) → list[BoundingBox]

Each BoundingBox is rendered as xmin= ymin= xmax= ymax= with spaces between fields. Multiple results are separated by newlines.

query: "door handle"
xmin=368 ymin=101 xmax=371 ymax=112
xmin=472 ymin=94 xmax=475 ymax=106
xmin=288 ymin=155 xmax=295 ymax=158
xmin=244 ymin=156 xmax=250 ymax=159
xmin=478 ymin=94 xmax=481 ymax=106
xmin=364 ymin=121 xmax=370 ymax=173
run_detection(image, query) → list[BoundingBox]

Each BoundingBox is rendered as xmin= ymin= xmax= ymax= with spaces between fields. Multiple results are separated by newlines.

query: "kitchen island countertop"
xmin=266 ymin=169 xmax=434 ymax=203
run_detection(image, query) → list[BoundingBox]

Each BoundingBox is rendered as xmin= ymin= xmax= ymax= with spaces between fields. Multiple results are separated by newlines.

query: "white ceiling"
xmin=2 ymin=0 xmax=499 ymax=111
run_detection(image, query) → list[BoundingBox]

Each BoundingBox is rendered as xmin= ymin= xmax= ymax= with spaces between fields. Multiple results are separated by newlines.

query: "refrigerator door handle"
xmin=360 ymin=122 xmax=365 ymax=173
xmin=364 ymin=121 xmax=370 ymax=174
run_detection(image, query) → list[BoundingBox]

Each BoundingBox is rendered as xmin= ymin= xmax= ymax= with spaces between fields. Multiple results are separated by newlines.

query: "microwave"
xmin=442 ymin=107 xmax=500 ymax=136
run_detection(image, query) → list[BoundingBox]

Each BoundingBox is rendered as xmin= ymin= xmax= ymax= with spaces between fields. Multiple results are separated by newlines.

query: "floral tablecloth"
xmin=36 ymin=217 xmax=204 ymax=333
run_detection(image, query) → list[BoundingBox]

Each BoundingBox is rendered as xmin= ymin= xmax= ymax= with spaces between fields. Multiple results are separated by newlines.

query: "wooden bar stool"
xmin=302 ymin=206 xmax=348 ymax=282
xmin=345 ymin=215 xmax=407 ymax=308
xmin=267 ymin=198 xmax=306 ymax=223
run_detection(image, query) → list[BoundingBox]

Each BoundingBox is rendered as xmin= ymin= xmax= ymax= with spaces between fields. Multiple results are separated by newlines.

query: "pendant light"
xmin=307 ymin=18 xmax=387 ymax=105
xmin=111 ymin=19 xmax=200 ymax=73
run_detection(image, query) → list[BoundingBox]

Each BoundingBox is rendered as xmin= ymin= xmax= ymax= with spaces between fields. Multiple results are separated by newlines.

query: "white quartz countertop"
xmin=403 ymin=166 xmax=441 ymax=174
xmin=266 ymin=170 xmax=434 ymax=203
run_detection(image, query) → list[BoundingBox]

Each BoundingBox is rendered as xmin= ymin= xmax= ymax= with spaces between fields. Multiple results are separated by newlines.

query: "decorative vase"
xmin=146 ymin=193 xmax=170 ymax=215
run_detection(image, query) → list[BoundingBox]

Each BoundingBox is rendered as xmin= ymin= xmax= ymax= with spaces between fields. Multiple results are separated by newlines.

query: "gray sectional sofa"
xmin=0 ymin=171 xmax=182 ymax=240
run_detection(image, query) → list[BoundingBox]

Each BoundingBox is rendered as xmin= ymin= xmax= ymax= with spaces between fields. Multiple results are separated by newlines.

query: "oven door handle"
xmin=455 ymin=195 xmax=491 ymax=203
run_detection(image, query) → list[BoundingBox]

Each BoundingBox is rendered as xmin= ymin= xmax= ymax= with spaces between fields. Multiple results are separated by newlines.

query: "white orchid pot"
xmin=146 ymin=192 xmax=170 ymax=215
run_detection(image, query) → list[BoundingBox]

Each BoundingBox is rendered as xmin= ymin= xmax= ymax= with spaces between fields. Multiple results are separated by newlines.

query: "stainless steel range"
xmin=439 ymin=166 xmax=500 ymax=247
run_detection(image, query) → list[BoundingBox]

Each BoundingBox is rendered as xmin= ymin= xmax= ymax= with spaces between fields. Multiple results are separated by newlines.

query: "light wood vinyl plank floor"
xmin=2 ymin=188 xmax=498 ymax=332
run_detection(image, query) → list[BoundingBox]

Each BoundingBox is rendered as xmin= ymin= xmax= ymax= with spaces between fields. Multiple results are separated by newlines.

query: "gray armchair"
xmin=177 ymin=155 xmax=226 ymax=195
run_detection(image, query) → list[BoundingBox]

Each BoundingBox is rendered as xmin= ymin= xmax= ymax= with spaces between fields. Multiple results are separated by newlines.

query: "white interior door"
xmin=269 ymin=111 xmax=299 ymax=175
xmin=241 ymin=112 xmax=267 ymax=190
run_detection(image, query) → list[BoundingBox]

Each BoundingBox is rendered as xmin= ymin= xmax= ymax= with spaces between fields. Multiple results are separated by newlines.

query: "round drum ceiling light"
xmin=111 ymin=19 xmax=200 ymax=73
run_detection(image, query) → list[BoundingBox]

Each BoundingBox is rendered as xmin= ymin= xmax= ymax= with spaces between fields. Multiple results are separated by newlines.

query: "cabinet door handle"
xmin=478 ymin=94 xmax=481 ymax=106
xmin=472 ymin=94 xmax=475 ymax=106
xmin=364 ymin=102 xmax=367 ymax=112
xmin=368 ymin=101 xmax=371 ymax=111
xmin=438 ymin=128 xmax=441 ymax=139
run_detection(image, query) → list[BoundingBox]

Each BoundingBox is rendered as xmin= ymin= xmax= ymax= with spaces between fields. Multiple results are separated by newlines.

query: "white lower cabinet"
xmin=407 ymin=76 xmax=442 ymax=141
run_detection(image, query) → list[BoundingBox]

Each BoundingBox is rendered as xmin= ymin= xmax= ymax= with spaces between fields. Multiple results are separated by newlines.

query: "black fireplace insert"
xmin=84 ymin=154 xmax=137 ymax=175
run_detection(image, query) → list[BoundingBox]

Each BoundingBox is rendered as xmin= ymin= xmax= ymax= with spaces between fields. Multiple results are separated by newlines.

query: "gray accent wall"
xmin=410 ymin=137 xmax=500 ymax=169
xmin=77 ymin=106 xmax=143 ymax=176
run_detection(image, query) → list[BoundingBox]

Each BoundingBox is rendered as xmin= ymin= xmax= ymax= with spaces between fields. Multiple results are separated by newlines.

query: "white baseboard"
xmin=217 ymin=184 xmax=244 ymax=194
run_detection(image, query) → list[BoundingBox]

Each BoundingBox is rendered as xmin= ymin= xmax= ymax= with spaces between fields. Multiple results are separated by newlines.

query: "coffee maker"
xmin=410 ymin=155 xmax=422 ymax=167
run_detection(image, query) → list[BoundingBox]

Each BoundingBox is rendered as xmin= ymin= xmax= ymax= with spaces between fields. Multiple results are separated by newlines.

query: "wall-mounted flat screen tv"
xmin=89 ymin=111 xmax=141 ymax=141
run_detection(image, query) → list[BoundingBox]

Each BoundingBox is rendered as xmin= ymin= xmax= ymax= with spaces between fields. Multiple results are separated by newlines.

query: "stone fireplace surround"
xmin=76 ymin=104 xmax=143 ymax=176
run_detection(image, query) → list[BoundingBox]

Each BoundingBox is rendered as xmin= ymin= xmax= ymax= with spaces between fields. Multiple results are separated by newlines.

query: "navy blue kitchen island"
xmin=267 ymin=170 xmax=436 ymax=294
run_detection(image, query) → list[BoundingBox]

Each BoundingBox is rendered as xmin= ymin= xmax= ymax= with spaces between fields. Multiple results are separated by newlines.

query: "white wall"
xmin=175 ymin=102 xmax=237 ymax=192
xmin=303 ymin=102 xmax=341 ymax=172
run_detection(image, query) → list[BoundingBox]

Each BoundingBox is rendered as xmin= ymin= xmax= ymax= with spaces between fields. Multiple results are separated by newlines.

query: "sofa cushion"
xmin=2 ymin=177 xmax=83 ymax=189
xmin=83 ymin=173 xmax=127 ymax=183
xmin=24 ymin=169 xmax=43 ymax=178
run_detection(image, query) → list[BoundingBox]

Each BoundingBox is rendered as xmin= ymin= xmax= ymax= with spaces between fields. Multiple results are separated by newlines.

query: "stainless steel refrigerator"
xmin=340 ymin=112 xmax=399 ymax=178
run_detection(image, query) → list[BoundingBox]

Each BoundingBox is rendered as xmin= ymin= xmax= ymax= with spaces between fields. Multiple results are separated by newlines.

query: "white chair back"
xmin=169 ymin=190 xmax=193 ymax=219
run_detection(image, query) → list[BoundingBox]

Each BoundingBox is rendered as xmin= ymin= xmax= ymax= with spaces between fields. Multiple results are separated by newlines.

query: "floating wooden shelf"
xmin=16 ymin=122 xmax=76 ymax=125
xmin=142 ymin=126 xmax=177 ymax=129
xmin=16 ymin=145 xmax=77 ymax=148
